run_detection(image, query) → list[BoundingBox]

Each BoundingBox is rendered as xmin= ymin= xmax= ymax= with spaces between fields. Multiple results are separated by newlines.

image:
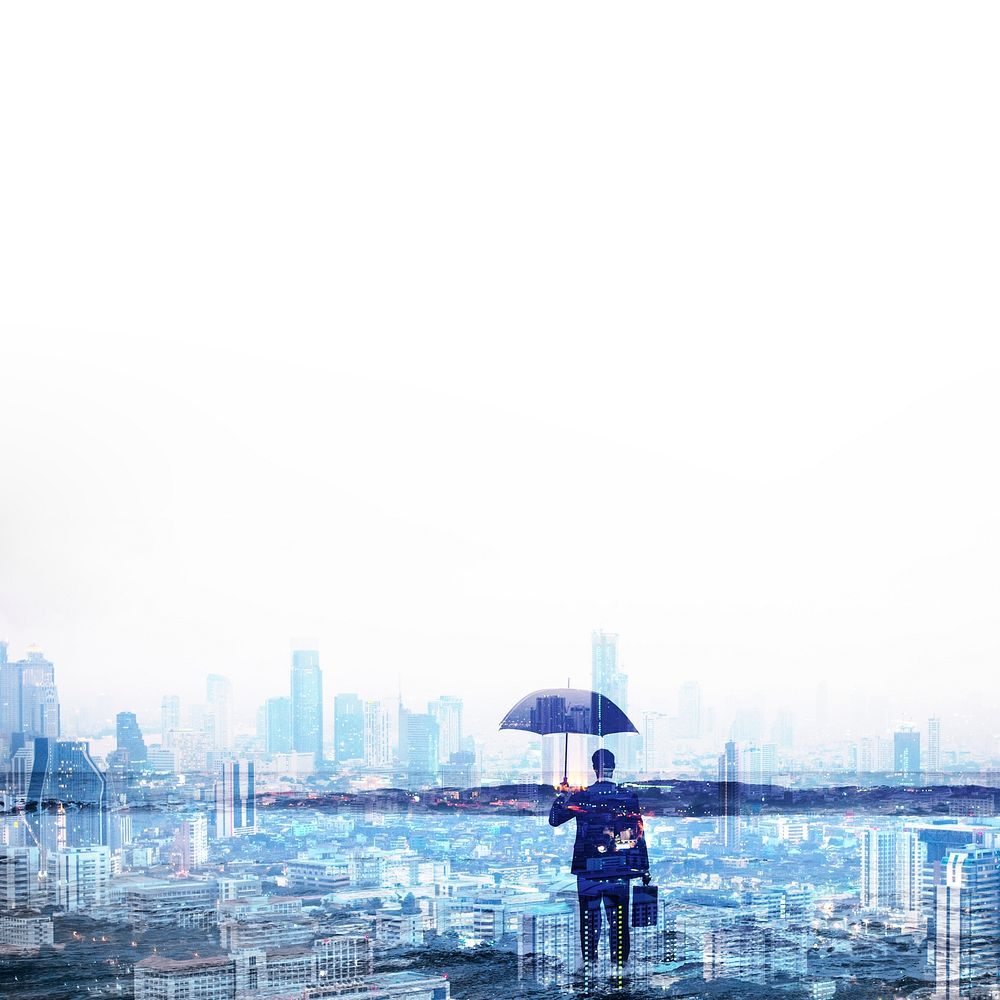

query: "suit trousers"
xmin=576 ymin=876 xmax=631 ymax=966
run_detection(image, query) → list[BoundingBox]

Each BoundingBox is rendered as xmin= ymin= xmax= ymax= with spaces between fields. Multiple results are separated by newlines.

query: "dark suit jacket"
xmin=549 ymin=780 xmax=649 ymax=879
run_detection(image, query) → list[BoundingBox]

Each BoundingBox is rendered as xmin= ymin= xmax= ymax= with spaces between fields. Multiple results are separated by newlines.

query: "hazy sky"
xmin=2 ymin=4 xmax=999 ymax=740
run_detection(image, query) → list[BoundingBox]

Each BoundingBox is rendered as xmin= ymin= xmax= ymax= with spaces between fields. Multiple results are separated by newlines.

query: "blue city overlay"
xmin=1 ymin=632 xmax=997 ymax=999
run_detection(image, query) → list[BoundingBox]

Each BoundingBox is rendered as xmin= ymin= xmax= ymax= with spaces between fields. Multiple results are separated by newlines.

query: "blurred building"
xmin=334 ymin=693 xmax=365 ymax=762
xmin=213 ymin=760 xmax=256 ymax=839
xmin=265 ymin=696 xmax=292 ymax=754
xmin=291 ymin=650 xmax=323 ymax=761
xmin=116 ymin=711 xmax=147 ymax=763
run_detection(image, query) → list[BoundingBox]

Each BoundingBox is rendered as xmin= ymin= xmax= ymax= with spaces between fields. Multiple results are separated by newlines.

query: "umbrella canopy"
xmin=499 ymin=688 xmax=638 ymax=738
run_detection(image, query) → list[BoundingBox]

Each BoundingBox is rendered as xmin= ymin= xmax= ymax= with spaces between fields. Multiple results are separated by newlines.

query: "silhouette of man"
xmin=549 ymin=748 xmax=650 ymax=967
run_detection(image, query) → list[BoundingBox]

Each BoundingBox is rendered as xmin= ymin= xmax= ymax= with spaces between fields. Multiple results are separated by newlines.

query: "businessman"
xmin=549 ymin=748 xmax=650 ymax=967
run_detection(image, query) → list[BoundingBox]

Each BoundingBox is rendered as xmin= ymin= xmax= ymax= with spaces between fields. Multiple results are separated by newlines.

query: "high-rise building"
xmin=428 ymin=696 xmax=463 ymax=765
xmin=518 ymin=903 xmax=579 ymax=987
xmin=860 ymin=827 xmax=898 ymax=911
xmin=934 ymin=848 xmax=1000 ymax=998
xmin=26 ymin=738 xmax=108 ymax=851
xmin=399 ymin=708 xmax=438 ymax=788
xmin=334 ymin=693 xmax=364 ymax=762
xmin=116 ymin=711 xmax=148 ymax=763
xmin=894 ymin=728 xmax=921 ymax=783
xmin=206 ymin=674 xmax=234 ymax=751
xmin=265 ymin=697 xmax=292 ymax=754
xmin=0 ymin=846 xmax=43 ymax=910
xmin=591 ymin=631 xmax=633 ymax=771
xmin=717 ymin=741 xmax=741 ymax=851
xmin=742 ymin=744 xmax=776 ymax=790
xmin=641 ymin=712 xmax=671 ymax=774
xmin=896 ymin=829 xmax=927 ymax=919
xmin=771 ymin=709 xmax=794 ymax=749
xmin=290 ymin=649 xmax=323 ymax=761
xmin=1 ymin=647 xmax=60 ymax=757
xmin=213 ymin=759 xmax=256 ymax=839
xmin=47 ymin=846 xmax=111 ymax=911
xmin=927 ymin=717 xmax=942 ymax=777
xmin=161 ymin=695 xmax=181 ymax=747
xmin=364 ymin=700 xmax=392 ymax=769
xmin=677 ymin=681 xmax=702 ymax=739
xmin=171 ymin=814 xmax=209 ymax=873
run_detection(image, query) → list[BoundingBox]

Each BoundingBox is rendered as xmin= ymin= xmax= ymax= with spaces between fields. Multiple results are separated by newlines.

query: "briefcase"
xmin=632 ymin=883 xmax=658 ymax=927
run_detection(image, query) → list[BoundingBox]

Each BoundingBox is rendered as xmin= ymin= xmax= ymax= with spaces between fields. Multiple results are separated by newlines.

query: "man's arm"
xmin=548 ymin=784 xmax=575 ymax=827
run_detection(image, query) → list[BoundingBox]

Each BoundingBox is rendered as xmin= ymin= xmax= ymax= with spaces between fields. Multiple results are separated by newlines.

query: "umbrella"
xmin=499 ymin=686 xmax=638 ymax=786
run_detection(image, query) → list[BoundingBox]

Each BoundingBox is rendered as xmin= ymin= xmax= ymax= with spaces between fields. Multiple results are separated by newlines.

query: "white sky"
xmin=2 ymin=4 xmax=999 ymax=741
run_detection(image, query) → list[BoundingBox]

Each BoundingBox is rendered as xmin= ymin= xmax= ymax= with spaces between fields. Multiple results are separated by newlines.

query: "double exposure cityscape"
xmin=3 ymin=630 xmax=1000 ymax=998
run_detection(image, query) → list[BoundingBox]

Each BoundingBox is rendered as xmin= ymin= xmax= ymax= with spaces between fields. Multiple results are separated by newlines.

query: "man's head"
xmin=592 ymin=748 xmax=615 ymax=781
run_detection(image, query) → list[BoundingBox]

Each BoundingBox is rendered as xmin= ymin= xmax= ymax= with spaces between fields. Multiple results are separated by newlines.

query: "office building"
xmin=334 ymin=693 xmax=365 ymax=762
xmin=927 ymin=717 xmax=942 ymax=776
xmin=206 ymin=674 xmax=234 ymax=751
xmin=134 ymin=954 xmax=236 ymax=1000
xmin=591 ymin=631 xmax=632 ymax=770
xmin=171 ymin=814 xmax=209 ymax=873
xmin=518 ymin=903 xmax=579 ymax=987
xmin=641 ymin=711 xmax=671 ymax=774
xmin=291 ymin=649 xmax=323 ymax=760
xmin=428 ymin=696 xmax=463 ymax=764
xmin=47 ymin=845 xmax=111 ymax=911
xmin=717 ymin=740 xmax=740 ymax=851
xmin=0 ymin=845 xmax=43 ymax=909
xmin=894 ymin=728 xmax=921 ymax=783
xmin=399 ymin=709 xmax=438 ymax=788
xmin=0 ymin=912 xmax=54 ymax=951
xmin=265 ymin=696 xmax=292 ymax=754
xmin=934 ymin=848 xmax=1000 ymax=998
xmin=364 ymin=699 xmax=392 ymax=769
xmin=213 ymin=759 xmax=256 ymax=839
xmin=161 ymin=695 xmax=181 ymax=747
xmin=116 ymin=711 xmax=147 ymax=763
xmin=25 ymin=738 xmax=108 ymax=851
xmin=1 ymin=646 xmax=60 ymax=757
xmin=860 ymin=827 xmax=899 ymax=911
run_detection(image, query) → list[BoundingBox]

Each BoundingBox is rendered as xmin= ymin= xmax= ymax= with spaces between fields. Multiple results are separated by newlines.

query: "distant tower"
xmin=927 ymin=717 xmax=942 ymax=777
xmin=363 ymin=700 xmax=392 ymax=769
xmin=161 ymin=695 xmax=181 ymax=747
xmin=677 ymin=681 xmax=702 ymax=739
xmin=213 ymin=760 xmax=256 ymax=839
xmin=116 ymin=712 xmax=148 ymax=763
xmin=591 ymin=631 xmax=633 ymax=771
xmin=934 ymin=848 xmax=1000 ymax=998
xmin=265 ymin=697 xmax=292 ymax=754
xmin=290 ymin=650 xmax=323 ymax=762
xmin=333 ymin=693 xmax=364 ymax=762
xmin=399 ymin=707 xmax=438 ymax=788
xmin=206 ymin=674 xmax=234 ymax=751
xmin=428 ymin=696 xmax=463 ymax=764
xmin=894 ymin=728 xmax=921 ymax=784
xmin=717 ymin=741 xmax=741 ymax=851
xmin=641 ymin=712 xmax=671 ymax=774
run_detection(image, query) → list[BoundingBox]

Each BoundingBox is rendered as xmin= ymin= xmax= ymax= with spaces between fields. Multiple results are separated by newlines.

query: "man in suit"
xmin=549 ymin=748 xmax=650 ymax=966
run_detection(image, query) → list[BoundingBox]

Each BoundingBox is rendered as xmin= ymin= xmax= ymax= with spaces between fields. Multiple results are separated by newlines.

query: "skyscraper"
xmin=334 ymin=693 xmax=364 ymax=762
xmin=934 ymin=848 xmax=1000 ymax=998
xmin=399 ymin=708 xmax=438 ymax=788
xmin=0 ymin=846 xmax=43 ymax=909
xmin=591 ymin=631 xmax=633 ymax=771
xmin=363 ymin=700 xmax=392 ymax=769
xmin=116 ymin=711 xmax=148 ymax=763
xmin=859 ymin=827 xmax=899 ymax=911
xmin=0 ymin=647 xmax=60 ymax=757
xmin=161 ymin=695 xmax=181 ymax=747
xmin=641 ymin=712 xmax=671 ymax=774
xmin=265 ymin=696 xmax=292 ymax=754
xmin=213 ymin=760 xmax=256 ymax=839
xmin=894 ymin=728 xmax=921 ymax=783
xmin=428 ymin=696 xmax=463 ymax=764
xmin=717 ymin=740 xmax=740 ymax=852
xmin=927 ymin=717 xmax=942 ymax=776
xmin=291 ymin=649 xmax=323 ymax=761
xmin=25 ymin=738 xmax=108 ymax=851
xmin=206 ymin=674 xmax=234 ymax=751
